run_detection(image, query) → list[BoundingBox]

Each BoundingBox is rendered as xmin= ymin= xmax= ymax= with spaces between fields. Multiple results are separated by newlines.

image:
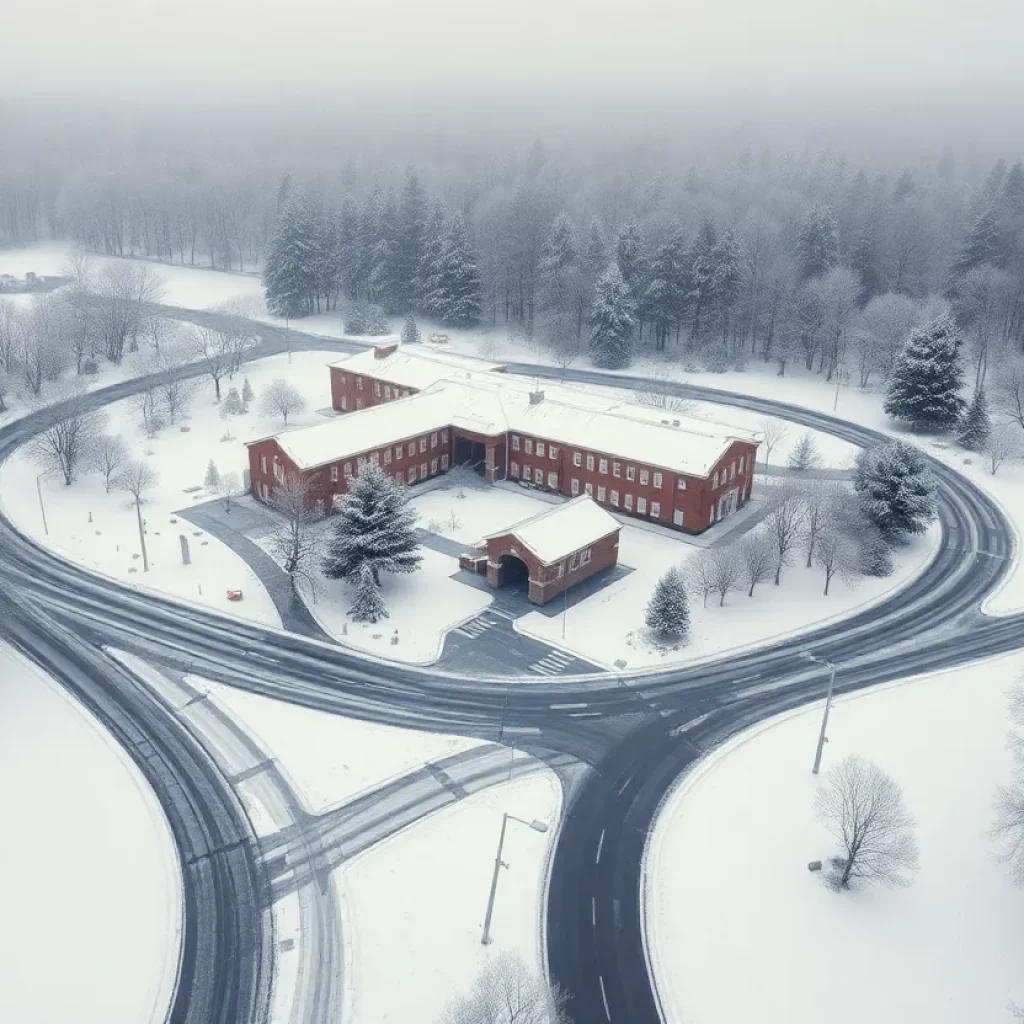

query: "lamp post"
xmin=801 ymin=652 xmax=836 ymax=775
xmin=481 ymin=813 xmax=549 ymax=945
xmin=35 ymin=471 xmax=49 ymax=536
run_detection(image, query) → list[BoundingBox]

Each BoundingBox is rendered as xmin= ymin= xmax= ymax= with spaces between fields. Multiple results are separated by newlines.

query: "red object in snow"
xmin=226 ymin=589 xmax=244 ymax=601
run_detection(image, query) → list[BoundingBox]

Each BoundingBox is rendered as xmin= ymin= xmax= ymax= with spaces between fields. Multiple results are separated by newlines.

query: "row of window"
xmin=569 ymin=477 xmax=664 ymax=518
xmin=510 ymin=435 xmax=560 ymax=461
xmin=321 ymin=430 xmax=450 ymax=483
xmin=712 ymin=455 xmax=748 ymax=490
xmin=510 ymin=462 xmax=556 ymax=489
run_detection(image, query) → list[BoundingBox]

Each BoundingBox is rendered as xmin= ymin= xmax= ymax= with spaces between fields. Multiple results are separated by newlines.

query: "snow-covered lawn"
xmin=195 ymin=677 xmax=483 ymax=812
xmin=646 ymin=653 xmax=1024 ymax=1024
xmin=0 ymin=350 xmax=338 ymax=627
xmin=411 ymin=483 xmax=558 ymax=545
xmin=0 ymin=643 xmax=180 ymax=1024
xmin=338 ymin=772 xmax=561 ymax=1024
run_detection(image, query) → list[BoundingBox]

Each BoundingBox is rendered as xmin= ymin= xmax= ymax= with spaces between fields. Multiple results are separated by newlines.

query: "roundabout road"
xmin=0 ymin=307 xmax=1019 ymax=1024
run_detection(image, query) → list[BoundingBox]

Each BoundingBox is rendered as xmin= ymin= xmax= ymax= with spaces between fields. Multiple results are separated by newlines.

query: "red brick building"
xmin=246 ymin=345 xmax=759 ymax=534
xmin=478 ymin=496 xmax=621 ymax=605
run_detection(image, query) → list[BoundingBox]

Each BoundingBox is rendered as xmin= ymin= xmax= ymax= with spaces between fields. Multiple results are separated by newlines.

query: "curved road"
xmin=0 ymin=308 xmax=1018 ymax=1024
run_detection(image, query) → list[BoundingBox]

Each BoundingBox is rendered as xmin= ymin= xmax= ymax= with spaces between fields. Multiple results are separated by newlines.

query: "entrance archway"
xmin=496 ymin=553 xmax=530 ymax=591
xmin=454 ymin=436 xmax=487 ymax=475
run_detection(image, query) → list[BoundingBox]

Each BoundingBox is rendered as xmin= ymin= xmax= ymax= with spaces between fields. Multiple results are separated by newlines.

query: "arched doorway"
xmin=496 ymin=553 xmax=530 ymax=592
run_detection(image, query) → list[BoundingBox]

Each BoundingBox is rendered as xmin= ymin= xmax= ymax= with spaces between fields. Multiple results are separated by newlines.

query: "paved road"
xmin=0 ymin=305 xmax=1019 ymax=1024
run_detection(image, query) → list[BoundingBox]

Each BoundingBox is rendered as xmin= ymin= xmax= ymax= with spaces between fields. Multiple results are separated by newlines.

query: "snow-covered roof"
xmin=331 ymin=346 xmax=506 ymax=392
xmin=484 ymin=495 xmax=619 ymax=565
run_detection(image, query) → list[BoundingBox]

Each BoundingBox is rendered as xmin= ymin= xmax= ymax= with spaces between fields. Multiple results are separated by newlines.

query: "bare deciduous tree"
xmin=814 ymin=525 xmax=860 ymax=595
xmin=686 ymin=549 xmax=717 ymax=608
xmin=438 ymin=952 xmax=569 ymax=1024
xmin=546 ymin=313 xmax=585 ymax=377
xmin=30 ymin=386 xmax=105 ymax=485
xmin=738 ymin=530 xmax=775 ymax=596
xmin=633 ymin=363 xmax=693 ymax=414
xmin=757 ymin=417 xmax=789 ymax=475
xmin=996 ymin=364 xmax=1024 ymax=433
xmin=986 ymin=423 xmax=1021 ymax=475
xmin=446 ymin=461 xmax=476 ymax=498
xmin=217 ymin=471 xmax=241 ymax=512
xmin=22 ymin=297 xmax=71 ymax=394
xmin=991 ymin=681 xmax=1024 ymax=885
xmin=88 ymin=434 xmax=130 ymax=492
xmin=801 ymin=479 xmax=844 ymax=567
xmin=0 ymin=298 xmax=27 ymax=375
xmin=259 ymin=378 xmax=307 ymax=424
xmin=763 ymin=483 xmax=807 ymax=584
xmin=188 ymin=325 xmax=232 ymax=401
xmin=814 ymin=754 xmax=919 ymax=891
xmin=266 ymin=474 xmax=326 ymax=596
xmin=134 ymin=388 xmax=164 ymax=437
xmin=708 ymin=548 xmax=742 ymax=607
xmin=116 ymin=458 xmax=159 ymax=572
xmin=94 ymin=262 xmax=165 ymax=363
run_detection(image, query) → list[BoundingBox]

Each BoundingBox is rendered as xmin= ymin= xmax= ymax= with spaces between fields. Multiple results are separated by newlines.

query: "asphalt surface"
xmin=0 ymin=305 xmax=1019 ymax=1024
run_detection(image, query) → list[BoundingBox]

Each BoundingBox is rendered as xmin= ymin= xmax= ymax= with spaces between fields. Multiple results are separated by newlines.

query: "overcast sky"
xmin=4 ymin=0 xmax=1022 ymax=105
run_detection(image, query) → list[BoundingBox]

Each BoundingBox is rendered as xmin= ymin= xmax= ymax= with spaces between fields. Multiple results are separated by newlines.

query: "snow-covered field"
xmin=0 ymin=643 xmax=180 ymax=1024
xmin=0 ymin=350 xmax=339 ymax=627
xmin=338 ymin=772 xmax=561 ymax=1024
xmin=198 ymin=678 xmax=483 ymax=812
xmin=646 ymin=653 xmax=1024 ymax=1024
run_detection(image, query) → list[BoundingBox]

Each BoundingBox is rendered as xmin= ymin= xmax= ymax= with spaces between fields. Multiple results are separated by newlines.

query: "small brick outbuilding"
xmin=482 ymin=496 xmax=621 ymax=605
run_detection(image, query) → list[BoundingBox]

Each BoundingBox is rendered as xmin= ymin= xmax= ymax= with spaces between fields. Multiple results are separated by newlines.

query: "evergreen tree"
xmin=323 ymin=462 xmax=422 ymax=584
xmin=884 ymin=314 xmax=966 ymax=432
xmin=222 ymin=387 xmax=244 ymax=415
xmin=583 ymin=217 xmax=607 ymax=283
xmin=850 ymin=229 xmax=885 ymax=301
xmin=344 ymin=303 xmax=368 ymax=335
xmin=615 ymin=223 xmax=649 ymax=303
xmin=417 ymin=203 xmax=447 ymax=314
xmin=949 ymin=205 xmax=1005 ymax=278
xmin=241 ymin=378 xmax=254 ymax=411
xmin=428 ymin=214 xmax=482 ymax=327
xmin=1001 ymin=162 xmax=1024 ymax=216
xmin=393 ymin=168 xmax=428 ymax=312
xmin=957 ymin=386 xmax=991 ymax=451
xmin=589 ymin=263 xmax=636 ymax=369
xmin=709 ymin=229 xmax=743 ymax=344
xmin=336 ymin=195 xmax=362 ymax=301
xmin=857 ymin=527 xmax=895 ymax=577
xmin=401 ymin=313 xmax=421 ymax=345
xmin=797 ymin=203 xmax=840 ymax=281
xmin=358 ymin=188 xmax=386 ymax=303
xmin=853 ymin=440 xmax=937 ymax=544
xmin=204 ymin=459 xmax=220 ymax=490
xmin=685 ymin=219 xmax=717 ymax=342
xmin=349 ymin=561 xmax=388 ymax=623
xmin=788 ymin=432 xmax=821 ymax=471
xmin=375 ymin=189 xmax=401 ymax=311
xmin=263 ymin=193 xmax=318 ymax=317
xmin=645 ymin=566 xmax=691 ymax=639
xmin=541 ymin=212 xmax=580 ymax=274
xmin=366 ymin=304 xmax=390 ymax=336
xmin=643 ymin=227 xmax=688 ymax=350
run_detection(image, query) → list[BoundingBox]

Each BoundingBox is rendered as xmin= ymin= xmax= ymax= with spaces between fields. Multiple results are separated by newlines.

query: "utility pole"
xmin=801 ymin=652 xmax=836 ymax=774
xmin=35 ymin=472 xmax=49 ymax=536
xmin=134 ymin=497 xmax=150 ymax=572
xmin=481 ymin=813 xmax=549 ymax=945
xmin=561 ymin=580 xmax=569 ymax=639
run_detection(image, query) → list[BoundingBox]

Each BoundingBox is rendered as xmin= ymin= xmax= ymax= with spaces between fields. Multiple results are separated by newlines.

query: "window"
xmin=673 ymin=508 xmax=684 ymax=526
xmin=336 ymin=373 xmax=345 ymax=385
xmin=511 ymin=461 xmax=520 ymax=477
xmin=260 ymin=456 xmax=267 ymax=474
xmin=384 ymin=450 xmax=392 ymax=465
xmin=442 ymin=430 xmax=449 ymax=443
xmin=344 ymin=461 xmax=353 ymax=477
xmin=394 ymin=446 xmax=402 ymax=461
xmin=599 ymin=458 xmax=608 ymax=475
xmin=569 ymin=552 xmax=579 ymax=570
xmin=580 ymin=548 xmax=592 ymax=566
xmin=512 ymin=435 xmax=521 ymax=451
xmin=653 ymin=472 xmax=662 ymax=489
xmin=611 ymin=489 xmax=619 ymax=506
xmin=730 ymin=462 xmax=736 ymax=479
xmin=525 ymin=439 xmax=533 ymax=455
xmin=384 ymin=385 xmax=391 ymax=399
xmin=586 ymin=454 xmax=595 ymax=471
xmin=547 ymin=471 xmax=557 ymax=489
xmin=370 ymin=452 xmax=380 ymax=466
xmin=419 ymin=438 xmax=427 ymax=453
xmin=585 ymin=482 xmax=594 ymax=496
xmin=374 ymin=381 xmax=381 ymax=397
xmin=431 ymin=432 xmax=438 ymax=448
xmin=420 ymin=462 xmax=428 ymax=478
xmin=710 ymin=506 xmax=716 ymax=524
xmin=549 ymin=446 xmax=558 ymax=460
xmin=330 ymin=466 xmax=339 ymax=482
xmin=650 ymin=501 xmax=661 ymax=518
xmin=408 ymin=442 xmax=415 ymax=457
xmin=713 ymin=471 xmax=719 ymax=488
xmin=638 ymin=497 xmax=648 ymax=515
xmin=536 ymin=442 xmax=545 ymax=458
xmin=441 ymin=454 xmax=449 ymax=470
xmin=626 ymin=465 xmax=636 ymax=482
xmin=273 ymin=461 xmax=284 ymax=484
xmin=573 ymin=452 xmax=582 ymax=467
xmin=737 ymin=455 xmax=744 ymax=473
xmin=640 ymin=469 xmax=649 ymax=486
xmin=340 ymin=395 xmax=348 ymax=411
xmin=315 ymin=499 xmax=324 ymax=516
xmin=677 ymin=477 xmax=687 ymax=490
xmin=597 ymin=486 xmax=606 ymax=502
xmin=431 ymin=459 xmax=438 ymax=474
xmin=571 ymin=478 xmax=580 ymax=495
xmin=613 ymin=461 xmax=621 ymax=478
xmin=408 ymin=466 xmax=417 ymax=483
xmin=556 ymin=562 xmax=564 ymax=578
xmin=356 ymin=376 xmax=363 ymax=390
xmin=625 ymin=494 xmax=633 ymax=511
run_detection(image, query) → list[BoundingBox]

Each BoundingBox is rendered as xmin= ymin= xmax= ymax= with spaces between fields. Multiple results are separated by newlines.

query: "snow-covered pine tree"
xmin=323 ymin=462 xmax=422 ymax=584
xmin=1002 ymin=161 xmax=1024 ymax=217
xmin=263 ymin=193 xmax=318 ymax=318
xmin=344 ymin=303 xmax=368 ymax=335
xmin=788 ymin=432 xmax=821 ymax=471
xmin=358 ymin=188 xmax=386 ymax=304
xmin=416 ymin=203 xmax=447 ymax=314
xmin=221 ymin=387 xmax=244 ymax=415
xmin=850 ymin=229 xmax=885 ymax=302
xmin=614 ymin=223 xmax=649 ymax=320
xmin=643 ymin=227 xmax=688 ymax=351
xmin=373 ymin=189 xmax=400 ymax=311
xmin=366 ymin=304 xmax=390 ymax=336
xmin=685 ymin=219 xmax=717 ymax=343
xmin=241 ymin=378 xmax=254 ymax=411
xmin=401 ymin=313 xmax=420 ymax=346
xmin=645 ymin=566 xmax=691 ymax=639
xmin=958 ymin=386 xmax=991 ymax=451
xmin=541 ymin=213 xmax=580 ymax=275
xmin=853 ymin=440 xmax=937 ymax=544
xmin=428 ymin=214 xmax=482 ymax=327
xmin=589 ymin=263 xmax=636 ymax=369
xmin=583 ymin=217 xmax=607 ymax=284
xmin=709 ymin=229 xmax=742 ymax=345
xmin=349 ymin=561 xmax=388 ymax=623
xmin=949 ymin=205 xmax=1005 ymax=279
xmin=336 ymin=195 xmax=362 ymax=301
xmin=883 ymin=314 xmax=966 ymax=432
xmin=393 ymin=169 xmax=428 ymax=312
xmin=797 ymin=203 xmax=840 ymax=281
xmin=856 ymin=526 xmax=895 ymax=577
xmin=204 ymin=459 xmax=220 ymax=490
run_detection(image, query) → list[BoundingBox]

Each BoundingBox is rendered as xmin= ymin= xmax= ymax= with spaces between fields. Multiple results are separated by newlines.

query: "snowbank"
xmin=645 ymin=653 xmax=1024 ymax=1024
xmin=0 ymin=643 xmax=181 ymax=1024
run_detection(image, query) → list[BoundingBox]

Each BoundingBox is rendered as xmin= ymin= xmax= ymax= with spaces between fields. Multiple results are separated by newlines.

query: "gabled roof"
xmin=484 ymin=495 xmax=620 ymax=565
xmin=330 ymin=346 xmax=506 ymax=392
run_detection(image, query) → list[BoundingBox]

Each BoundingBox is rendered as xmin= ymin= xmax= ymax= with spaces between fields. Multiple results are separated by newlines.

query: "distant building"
xmin=247 ymin=344 xmax=759 ymax=534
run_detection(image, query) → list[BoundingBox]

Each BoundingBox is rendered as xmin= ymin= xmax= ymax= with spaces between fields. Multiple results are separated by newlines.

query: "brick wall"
xmin=330 ymin=365 xmax=419 ymax=413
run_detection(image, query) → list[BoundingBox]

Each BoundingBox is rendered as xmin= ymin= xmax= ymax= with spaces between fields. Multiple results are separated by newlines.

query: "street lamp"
xmin=800 ymin=651 xmax=837 ymax=775
xmin=35 ymin=471 xmax=49 ymax=536
xmin=480 ymin=813 xmax=549 ymax=945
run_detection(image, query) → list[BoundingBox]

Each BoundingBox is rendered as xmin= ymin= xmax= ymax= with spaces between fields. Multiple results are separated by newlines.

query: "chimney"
xmin=374 ymin=342 xmax=398 ymax=360
xmin=529 ymin=389 xmax=545 ymax=405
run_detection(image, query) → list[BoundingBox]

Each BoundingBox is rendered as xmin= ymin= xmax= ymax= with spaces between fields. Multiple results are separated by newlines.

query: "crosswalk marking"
xmin=455 ymin=617 xmax=493 ymax=639
xmin=529 ymin=649 xmax=576 ymax=675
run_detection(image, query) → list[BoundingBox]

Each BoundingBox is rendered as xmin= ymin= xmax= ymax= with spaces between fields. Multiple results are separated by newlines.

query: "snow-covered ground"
xmin=646 ymin=653 xmax=1024 ymax=1024
xmin=0 ymin=643 xmax=180 ymax=1024
xmin=196 ymin=677 xmax=483 ymax=812
xmin=338 ymin=772 xmax=561 ymax=1024
xmin=0 ymin=349 xmax=339 ymax=626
